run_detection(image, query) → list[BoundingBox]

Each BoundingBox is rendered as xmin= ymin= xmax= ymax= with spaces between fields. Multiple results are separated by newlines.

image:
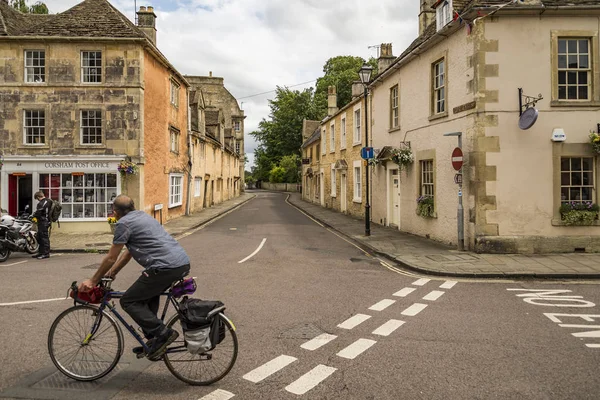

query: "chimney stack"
xmin=137 ymin=5 xmax=157 ymax=45
xmin=327 ymin=86 xmax=338 ymax=116
xmin=352 ymin=81 xmax=363 ymax=100
xmin=377 ymin=43 xmax=395 ymax=74
xmin=418 ymin=0 xmax=435 ymax=36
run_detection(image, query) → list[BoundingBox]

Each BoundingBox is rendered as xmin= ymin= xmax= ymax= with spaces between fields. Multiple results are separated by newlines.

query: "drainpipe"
xmin=185 ymin=88 xmax=192 ymax=216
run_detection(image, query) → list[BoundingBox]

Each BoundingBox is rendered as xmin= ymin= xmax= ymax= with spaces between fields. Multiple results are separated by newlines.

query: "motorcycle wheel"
xmin=25 ymin=234 xmax=39 ymax=254
xmin=0 ymin=246 xmax=11 ymax=263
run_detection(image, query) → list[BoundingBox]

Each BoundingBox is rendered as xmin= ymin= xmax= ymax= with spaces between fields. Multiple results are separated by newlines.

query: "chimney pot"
xmin=209 ymin=71 xmax=213 ymax=77
xmin=378 ymin=43 xmax=395 ymax=74
xmin=147 ymin=6 xmax=154 ymax=12
xmin=327 ymin=86 xmax=338 ymax=116
xmin=139 ymin=5 xmax=146 ymax=11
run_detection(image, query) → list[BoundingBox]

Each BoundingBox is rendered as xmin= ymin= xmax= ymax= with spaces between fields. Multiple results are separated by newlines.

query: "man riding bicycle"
xmin=79 ymin=194 xmax=190 ymax=360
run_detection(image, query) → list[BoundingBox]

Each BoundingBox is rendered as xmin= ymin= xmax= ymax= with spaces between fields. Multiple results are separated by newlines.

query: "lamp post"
xmin=359 ymin=63 xmax=374 ymax=237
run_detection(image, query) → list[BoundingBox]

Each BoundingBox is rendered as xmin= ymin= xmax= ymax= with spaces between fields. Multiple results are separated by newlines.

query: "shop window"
xmin=81 ymin=51 xmax=102 ymax=83
xmin=39 ymin=173 xmax=118 ymax=220
xmin=169 ymin=174 xmax=183 ymax=207
xmin=81 ymin=110 xmax=102 ymax=144
xmin=24 ymin=110 xmax=45 ymax=145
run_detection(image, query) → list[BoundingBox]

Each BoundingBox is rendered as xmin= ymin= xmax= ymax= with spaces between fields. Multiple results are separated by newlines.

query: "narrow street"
xmin=1 ymin=192 xmax=599 ymax=400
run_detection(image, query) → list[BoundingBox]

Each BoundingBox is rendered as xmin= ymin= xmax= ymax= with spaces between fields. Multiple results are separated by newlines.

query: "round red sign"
xmin=451 ymin=147 xmax=463 ymax=171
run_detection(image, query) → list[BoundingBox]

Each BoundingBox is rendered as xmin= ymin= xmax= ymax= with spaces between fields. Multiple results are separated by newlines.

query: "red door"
xmin=8 ymin=175 xmax=17 ymax=216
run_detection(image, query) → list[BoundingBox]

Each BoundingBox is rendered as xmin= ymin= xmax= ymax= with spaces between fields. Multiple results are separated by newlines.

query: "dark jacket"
xmin=34 ymin=198 xmax=51 ymax=222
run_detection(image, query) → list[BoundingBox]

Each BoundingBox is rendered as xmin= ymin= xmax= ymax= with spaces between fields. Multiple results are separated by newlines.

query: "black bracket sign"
xmin=518 ymin=88 xmax=543 ymax=116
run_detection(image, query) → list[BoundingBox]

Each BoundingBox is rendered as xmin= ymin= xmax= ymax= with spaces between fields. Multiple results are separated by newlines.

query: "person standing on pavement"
xmin=78 ymin=194 xmax=191 ymax=360
xmin=33 ymin=191 xmax=51 ymax=259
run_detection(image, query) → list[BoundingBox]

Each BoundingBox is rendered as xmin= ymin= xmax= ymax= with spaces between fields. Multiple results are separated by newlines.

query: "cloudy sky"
xmin=41 ymin=0 xmax=420 ymax=169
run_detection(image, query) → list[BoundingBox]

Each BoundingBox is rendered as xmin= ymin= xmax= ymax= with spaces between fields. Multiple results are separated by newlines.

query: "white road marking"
xmin=0 ymin=298 xmax=68 ymax=307
xmin=337 ymin=314 xmax=371 ymax=329
xmin=393 ymin=287 xmax=416 ymax=297
xmin=401 ymin=303 xmax=428 ymax=316
xmin=301 ymin=333 xmax=337 ymax=351
xmin=412 ymin=278 xmax=430 ymax=286
xmin=238 ymin=238 xmax=267 ymax=264
xmin=337 ymin=338 xmax=377 ymax=359
xmin=198 ymin=389 xmax=235 ymax=400
xmin=372 ymin=320 xmax=405 ymax=336
xmin=423 ymin=291 xmax=445 ymax=301
xmin=368 ymin=299 xmax=396 ymax=311
xmin=585 ymin=344 xmax=600 ymax=348
xmin=440 ymin=281 xmax=457 ymax=289
xmin=285 ymin=365 xmax=337 ymax=395
xmin=242 ymin=355 xmax=297 ymax=383
xmin=3 ymin=260 xmax=28 ymax=266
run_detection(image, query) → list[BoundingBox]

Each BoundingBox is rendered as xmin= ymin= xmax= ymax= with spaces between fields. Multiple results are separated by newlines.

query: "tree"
xmin=10 ymin=0 xmax=49 ymax=14
xmin=279 ymin=154 xmax=301 ymax=184
xmin=313 ymin=56 xmax=378 ymax=119
xmin=269 ymin=166 xmax=286 ymax=183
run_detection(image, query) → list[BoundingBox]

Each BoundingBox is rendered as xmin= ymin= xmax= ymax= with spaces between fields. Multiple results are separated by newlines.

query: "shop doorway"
xmin=8 ymin=174 xmax=33 ymax=217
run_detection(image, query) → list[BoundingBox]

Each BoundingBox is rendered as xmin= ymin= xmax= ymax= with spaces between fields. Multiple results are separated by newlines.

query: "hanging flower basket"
xmin=107 ymin=216 xmax=117 ymax=233
xmin=589 ymin=132 xmax=600 ymax=155
xmin=117 ymin=160 xmax=139 ymax=176
xmin=559 ymin=202 xmax=599 ymax=226
xmin=391 ymin=147 xmax=414 ymax=171
xmin=416 ymin=196 xmax=435 ymax=218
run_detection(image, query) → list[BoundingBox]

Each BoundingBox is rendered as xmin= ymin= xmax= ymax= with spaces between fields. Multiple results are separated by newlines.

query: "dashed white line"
xmin=197 ymin=389 xmax=235 ymax=400
xmin=242 ymin=355 xmax=297 ymax=383
xmin=393 ymin=287 xmax=416 ymax=297
xmin=440 ymin=281 xmax=457 ymax=289
xmin=0 ymin=298 xmax=68 ymax=307
xmin=238 ymin=238 xmax=267 ymax=264
xmin=372 ymin=320 xmax=405 ymax=337
xmin=337 ymin=314 xmax=371 ymax=330
xmin=301 ymin=333 xmax=337 ymax=351
xmin=401 ymin=303 xmax=428 ymax=316
xmin=423 ymin=291 xmax=445 ymax=301
xmin=285 ymin=365 xmax=337 ymax=395
xmin=3 ymin=260 xmax=28 ymax=266
xmin=412 ymin=278 xmax=430 ymax=286
xmin=368 ymin=299 xmax=396 ymax=311
xmin=337 ymin=338 xmax=377 ymax=359
xmin=585 ymin=344 xmax=600 ymax=348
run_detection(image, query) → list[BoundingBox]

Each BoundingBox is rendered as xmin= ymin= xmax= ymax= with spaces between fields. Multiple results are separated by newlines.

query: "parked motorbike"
xmin=0 ymin=207 xmax=39 ymax=262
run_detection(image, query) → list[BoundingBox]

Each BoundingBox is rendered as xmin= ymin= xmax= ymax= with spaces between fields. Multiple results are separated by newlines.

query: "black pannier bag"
xmin=179 ymin=298 xmax=225 ymax=354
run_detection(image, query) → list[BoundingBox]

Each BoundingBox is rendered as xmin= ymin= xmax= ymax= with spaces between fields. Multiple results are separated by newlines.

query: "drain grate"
xmin=31 ymin=363 xmax=128 ymax=391
xmin=82 ymin=263 xmax=101 ymax=269
xmin=279 ymin=323 xmax=324 ymax=339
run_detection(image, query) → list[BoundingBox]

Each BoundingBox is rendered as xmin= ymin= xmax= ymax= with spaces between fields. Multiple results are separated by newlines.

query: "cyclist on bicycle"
xmin=79 ymin=194 xmax=190 ymax=360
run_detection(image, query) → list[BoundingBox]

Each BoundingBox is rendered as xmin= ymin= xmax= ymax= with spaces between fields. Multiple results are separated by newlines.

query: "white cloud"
xmin=39 ymin=0 xmax=420 ymax=169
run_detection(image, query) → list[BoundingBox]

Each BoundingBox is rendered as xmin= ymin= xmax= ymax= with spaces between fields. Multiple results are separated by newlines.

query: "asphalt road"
xmin=1 ymin=191 xmax=600 ymax=400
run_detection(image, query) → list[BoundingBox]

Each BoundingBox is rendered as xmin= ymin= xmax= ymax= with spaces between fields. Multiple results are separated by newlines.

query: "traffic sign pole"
xmin=443 ymin=132 xmax=465 ymax=251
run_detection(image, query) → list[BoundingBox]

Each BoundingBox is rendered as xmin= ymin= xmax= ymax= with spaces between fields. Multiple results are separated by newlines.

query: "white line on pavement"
xmin=238 ymin=238 xmax=267 ymax=264
xmin=440 ymin=281 xmax=457 ymax=289
xmin=337 ymin=314 xmax=371 ymax=330
xmin=4 ymin=260 xmax=28 ymax=266
xmin=0 ymin=298 xmax=68 ymax=307
xmin=301 ymin=333 xmax=337 ymax=351
xmin=242 ymin=355 xmax=297 ymax=383
xmin=368 ymin=299 xmax=396 ymax=311
xmin=423 ymin=291 xmax=445 ymax=301
xmin=337 ymin=338 xmax=377 ymax=359
xmin=372 ymin=320 xmax=405 ymax=336
xmin=285 ymin=365 xmax=337 ymax=395
xmin=393 ymin=287 xmax=416 ymax=297
xmin=412 ymin=278 xmax=430 ymax=286
xmin=585 ymin=344 xmax=600 ymax=348
xmin=197 ymin=389 xmax=235 ymax=400
xmin=401 ymin=303 xmax=428 ymax=316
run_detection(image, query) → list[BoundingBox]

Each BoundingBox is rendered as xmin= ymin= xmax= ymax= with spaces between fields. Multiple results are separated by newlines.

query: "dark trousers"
xmin=120 ymin=264 xmax=190 ymax=339
xmin=37 ymin=221 xmax=50 ymax=256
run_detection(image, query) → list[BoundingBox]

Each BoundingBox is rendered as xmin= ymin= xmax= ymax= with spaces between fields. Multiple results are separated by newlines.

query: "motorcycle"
xmin=0 ymin=207 xmax=39 ymax=262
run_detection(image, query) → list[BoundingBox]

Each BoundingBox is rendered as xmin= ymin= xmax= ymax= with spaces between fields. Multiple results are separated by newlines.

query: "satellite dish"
xmin=519 ymin=107 xmax=538 ymax=130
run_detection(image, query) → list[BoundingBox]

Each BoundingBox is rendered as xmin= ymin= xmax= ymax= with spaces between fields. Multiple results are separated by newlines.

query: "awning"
xmin=376 ymin=146 xmax=396 ymax=161
xmin=334 ymin=159 xmax=348 ymax=170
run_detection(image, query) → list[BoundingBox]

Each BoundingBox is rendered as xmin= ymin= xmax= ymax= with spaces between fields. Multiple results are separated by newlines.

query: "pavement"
xmin=48 ymin=190 xmax=600 ymax=279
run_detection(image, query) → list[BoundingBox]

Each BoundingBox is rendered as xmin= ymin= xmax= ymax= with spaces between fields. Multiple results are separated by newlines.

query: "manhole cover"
xmin=279 ymin=323 xmax=324 ymax=339
xmin=31 ymin=363 xmax=128 ymax=390
xmin=82 ymin=263 xmax=101 ymax=269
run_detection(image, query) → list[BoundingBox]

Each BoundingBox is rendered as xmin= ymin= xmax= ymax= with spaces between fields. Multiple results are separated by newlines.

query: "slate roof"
xmin=301 ymin=128 xmax=321 ymax=149
xmin=205 ymin=110 xmax=220 ymax=126
xmin=0 ymin=0 xmax=146 ymax=38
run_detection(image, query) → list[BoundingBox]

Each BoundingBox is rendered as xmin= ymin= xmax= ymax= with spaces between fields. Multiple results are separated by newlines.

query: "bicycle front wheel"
xmin=163 ymin=313 xmax=238 ymax=386
xmin=48 ymin=305 xmax=123 ymax=381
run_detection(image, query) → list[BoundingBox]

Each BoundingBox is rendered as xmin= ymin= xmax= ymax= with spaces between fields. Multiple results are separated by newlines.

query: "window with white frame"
xmin=436 ymin=0 xmax=453 ymax=31
xmin=81 ymin=51 xmax=102 ymax=83
xmin=353 ymin=160 xmax=362 ymax=202
xmin=330 ymin=123 xmax=335 ymax=152
xmin=322 ymin=128 xmax=326 ymax=155
xmin=194 ymin=177 xmax=202 ymax=197
xmin=390 ymin=85 xmax=399 ymax=129
xmin=341 ymin=115 xmax=347 ymax=150
xmin=81 ymin=110 xmax=102 ymax=145
xmin=169 ymin=174 xmax=183 ymax=207
xmin=25 ymin=50 xmax=45 ymax=83
xmin=170 ymin=79 xmax=180 ymax=107
xmin=331 ymin=165 xmax=336 ymax=197
xmin=234 ymin=121 xmax=241 ymax=131
xmin=560 ymin=157 xmax=594 ymax=202
xmin=433 ymin=59 xmax=446 ymax=114
xmin=420 ymin=160 xmax=435 ymax=197
xmin=558 ymin=38 xmax=591 ymax=100
xmin=170 ymin=128 xmax=180 ymax=153
xmin=24 ymin=110 xmax=45 ymax=145
xmin=354 ymin=108 xmax=361 ymax=144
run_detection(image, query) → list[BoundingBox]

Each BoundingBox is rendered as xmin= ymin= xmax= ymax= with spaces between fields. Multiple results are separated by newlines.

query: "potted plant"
xmin=107 ymin=216 xmax=117 ymax=233
xmin=589 ymin=132 xmax=600 ymax=155
xmin=416 ymin=196 xmax=435 ymax=218
xmin=391 ymin=147 xmax=414 ymax=171
xmin=117 ymin=160 xmax=139 ymax=177
xmin=559 ymin=201 xmax=599 ymax=226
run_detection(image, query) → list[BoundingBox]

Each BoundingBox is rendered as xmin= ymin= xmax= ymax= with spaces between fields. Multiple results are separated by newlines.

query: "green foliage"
xmin=416 ymin=196 xmax=434 ymax=218
xmin=269 ymin=166 xmax=286 ymax=183
xmin=279 ymin=154 xmax=301 ymax=183
xmin=10 ymin=0 xmax=49 ymax=14
xmin=559 ymin=202 xmax=599 ymax=225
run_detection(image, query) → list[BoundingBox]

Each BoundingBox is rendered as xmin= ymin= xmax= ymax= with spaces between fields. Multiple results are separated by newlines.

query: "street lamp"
xmin=358 ymin=63 xmax=373 ymax=236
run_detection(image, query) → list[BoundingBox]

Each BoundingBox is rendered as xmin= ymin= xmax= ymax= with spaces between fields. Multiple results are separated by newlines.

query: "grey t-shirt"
xmin=113 ymin=210 xmax=190 ymax=270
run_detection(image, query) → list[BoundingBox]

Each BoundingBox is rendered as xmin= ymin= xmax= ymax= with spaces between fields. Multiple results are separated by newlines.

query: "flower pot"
xmin=109 ymin=223 xmax=116 ymax=234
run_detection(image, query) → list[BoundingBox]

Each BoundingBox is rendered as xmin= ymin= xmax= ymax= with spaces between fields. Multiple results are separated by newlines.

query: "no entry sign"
xmin=451 ymin=147 xmax=463 ymax=171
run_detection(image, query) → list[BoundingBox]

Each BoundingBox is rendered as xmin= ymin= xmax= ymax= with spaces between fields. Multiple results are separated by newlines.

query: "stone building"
xmin=0 ymin=0 xmax=189 ymax=232
xmin=301 ymin=120 xmax=321 ymax=203
xmin=368 ymin=0 xmax=600 ymax=253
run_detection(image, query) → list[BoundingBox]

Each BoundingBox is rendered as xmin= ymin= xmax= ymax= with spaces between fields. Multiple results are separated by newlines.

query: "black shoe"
xmin=36 ymin=254 xmax=49 ymax=259
xmin=132 ymin=338 xmax=155 ymax=355
xmin=31 ymin=254 xmax=39 ymax=258
xmin=147 ymin=329 xmax=179 ymax=361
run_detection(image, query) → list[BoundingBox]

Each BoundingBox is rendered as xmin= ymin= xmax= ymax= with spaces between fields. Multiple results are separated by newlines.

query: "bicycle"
xmin=47 ymin=277 xmax=238 ymax=386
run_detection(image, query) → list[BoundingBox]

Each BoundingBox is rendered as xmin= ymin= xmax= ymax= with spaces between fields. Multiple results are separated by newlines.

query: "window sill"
xmin=353 ymin=198 xmax=362 ymax=204
xmin=353 ymin=142 xmax=362 ymax=147
xmin=168 ymin=203 xmax=183 ymax=209
xmin=19 ymin=144 xmax=49 ymax=149
xmin=331 ymin=194 xmax=336 ymax=198
xmin=550 ymin=100 xmax=600 ymax=108
xmin=551 ymin=219 xmax=600 ymax=226
xmin=388 ymin=126 xmax=402 ymax=134
xmin=76 ymin=144 xmax=106 ymax=149
xmin=428 ymin=111 xmax=448 ymax=122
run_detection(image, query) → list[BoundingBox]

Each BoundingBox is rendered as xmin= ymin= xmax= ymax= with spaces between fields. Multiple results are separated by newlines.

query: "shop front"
xmin=1 ymin=156 xmax=124 ymax=233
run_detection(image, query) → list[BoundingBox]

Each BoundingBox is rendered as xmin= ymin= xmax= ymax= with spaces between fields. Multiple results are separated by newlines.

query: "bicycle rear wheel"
xmin=48 ymin=305 xmax=123 ymax=381
xmin=163 ymin=313 xmax=238 ymax=385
